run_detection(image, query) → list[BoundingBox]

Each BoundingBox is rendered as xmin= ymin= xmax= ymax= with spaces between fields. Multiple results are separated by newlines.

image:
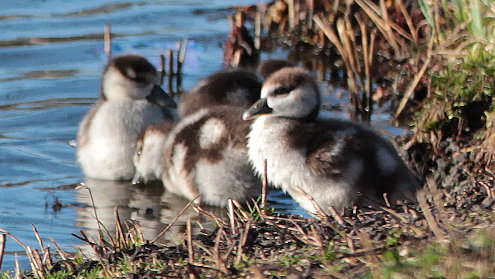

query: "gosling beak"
xmin=242 ymin=98 xmax=272 ymax=120
xmin=131 ymin=171 xmax=144 ymax=185
xmin=147 ymin=85 xmax=177 ymax=109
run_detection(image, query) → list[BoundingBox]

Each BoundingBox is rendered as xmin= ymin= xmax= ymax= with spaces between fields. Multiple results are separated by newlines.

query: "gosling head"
xmin=102 ymin=54 xmax=176 ymax=108
xmin=243 ymin=67 xmax=320 ymax=121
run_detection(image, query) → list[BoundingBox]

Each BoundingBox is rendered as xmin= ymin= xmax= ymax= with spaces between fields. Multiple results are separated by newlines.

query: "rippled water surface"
xmin=0 ymin=0 xmax=408 ymax=271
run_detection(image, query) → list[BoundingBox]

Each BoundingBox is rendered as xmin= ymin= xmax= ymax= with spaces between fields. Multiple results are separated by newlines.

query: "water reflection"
xmin=76 ymin=178 xmax=227 ymax=247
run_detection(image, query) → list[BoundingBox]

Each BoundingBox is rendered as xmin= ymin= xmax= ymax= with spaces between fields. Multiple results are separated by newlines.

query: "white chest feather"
xmin=77 ymin=100 xmax=165 ymax=180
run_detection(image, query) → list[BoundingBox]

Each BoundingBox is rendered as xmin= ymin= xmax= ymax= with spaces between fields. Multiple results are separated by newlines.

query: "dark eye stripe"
xmin=130 ymin=76 xmax=147 ymax=83
xmin=273 ymin=86 xmax=293 ymax=95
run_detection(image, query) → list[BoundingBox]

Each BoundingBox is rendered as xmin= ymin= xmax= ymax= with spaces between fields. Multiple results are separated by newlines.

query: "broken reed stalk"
xmin=32 ymin=225 xmax=45 ymax=253
xmin=234 ymin=220 xmax=252 ymax=265
xmin=104 ymin=24 xmax=112 ymax=58
xmin=167 ymin=49 xmax=174 ymax=94
xmin=261 ymin=159 xmax=268 ymax=212
xmin=114 ymin=207 xmax=126 ymax=248
xmin=27 ymin=247 xmax=45 ymax=279
xmin=177 ymin=38 xmax=188 ymax=92
xmin=14 ymin=254 xmax=22 ymax=279
xmin=187 ymin=218 xmax=194 ymax=264
xmin=0 ymin=234 xmax=5 ymax=270
xmin=33 ymin=226 xmax=52 ymax=267
xmin=228 ymin=199 xmax=237 ymax=235
xmin=178 ymin=38 xmax=189 ymax=67
xmin=159 ymin=54 xmax=166 ymax=85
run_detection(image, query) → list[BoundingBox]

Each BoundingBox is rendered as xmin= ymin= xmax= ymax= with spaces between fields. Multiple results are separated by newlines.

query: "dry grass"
xmin=0 ymin=174 xmax=493 ymax=278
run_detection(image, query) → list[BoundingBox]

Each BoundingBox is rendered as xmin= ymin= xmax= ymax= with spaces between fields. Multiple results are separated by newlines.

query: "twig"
xmin=104 ymin=24 xmax=112 ymax=58
xmin=0 ymin=234 xmax=5 ymax=270
xmin=159 ymin=54 xmax=166 ymax=85
xmin=395 ymin=0 xmax=418 ymax=43
xmin=382 ymin=193 xmax=391 ymax=208
xmin=14 ymin=253 xmax=22 ymax=279
xmin=426 ymin=176 xmax=447 ymax=222
xmin=42 ymin=246 xmax=53 ymax=268
xmin=114 ymin=207 xmax=126 ymax=248
xmin=235 ymin=219 xmax=253 ymax=265
xmin=177 ymin=38 xmax=188 ymax=92
xmin=416 ymin=189 xmax=447 ymax=240
xmin=76 ymin=183 xmax=106 ymax=240
xmin=290 ymin=185 xmax=328 ymax=219
xmin=261 ymin=159 xmax=268 ymax=212
xmin=328 ymin=206 xmax=346 ymax=226
xmin=228 ymin=199 xmax=237 ymax=235
xmin=151 ymin=196 xmax=198 ymax=243
xmin=178 ymin=38 xmax=189 ymax=65
xmin=49 ymin=238 xmax=67 ymax=261
xmin=27 ymin=247 xmax=45 ymax=279
xmin=0 ymin=227 xmax=27 ymax=250
xmin=192 ymin=204 xmax=228 ymax=227
xmin=395 ymin=35 xmax=434 ymax=118
xmin=310 ymin=225 xmax=324 ymax=249
xmin=167 ymin=49 xmax=174 ymax=94
xmin=32 ymin=225 xmax=45 ymax=253
xmin=232 ymin=199 xmax=252 ymax=220
xmin=213 ymin=228 xmax=229 ymax=274
xmin=187 ymin=218 xmax=194 ymax=264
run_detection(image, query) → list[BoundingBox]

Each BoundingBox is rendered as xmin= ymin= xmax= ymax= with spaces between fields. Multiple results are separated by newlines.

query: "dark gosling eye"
xmin=272 ymin=86 xmax=293 ymax=95
xmin=131 ymin=75 xmax=147 ymax=83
